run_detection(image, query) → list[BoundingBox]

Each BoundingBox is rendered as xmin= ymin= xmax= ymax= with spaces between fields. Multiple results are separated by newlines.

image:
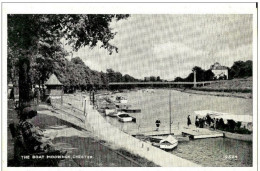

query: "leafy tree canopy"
xmin=8 ymin=14 xmax=129 ymax=101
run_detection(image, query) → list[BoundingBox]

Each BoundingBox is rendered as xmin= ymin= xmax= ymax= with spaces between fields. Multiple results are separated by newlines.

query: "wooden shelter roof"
xmin=45 ymin=74 xmax=63 ymax=86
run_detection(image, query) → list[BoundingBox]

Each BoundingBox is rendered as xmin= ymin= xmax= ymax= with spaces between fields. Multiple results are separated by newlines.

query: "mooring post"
xmin=92 ymin=91 xmax=95 ymax=109
xmin=81 ymin=94 xmax=83 ymax=107
xmin=84 ymin=99 xmax=86 ymax=116
xmin=61 ymin=94 xmax=63 ymax=105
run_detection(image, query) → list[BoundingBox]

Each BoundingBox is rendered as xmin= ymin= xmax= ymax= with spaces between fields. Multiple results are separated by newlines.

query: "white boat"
xmin=105 ymin=109 xmax=117 ymax=116
xmin=117 ymin=113 xmax=136 ymax=122
xmin=150 ymin=91 xmax=179 ymax=150
xmin=151 ymin=135 xmax=178 ymax=150
xmin=108 ymin=111 xmax=122 ymax=117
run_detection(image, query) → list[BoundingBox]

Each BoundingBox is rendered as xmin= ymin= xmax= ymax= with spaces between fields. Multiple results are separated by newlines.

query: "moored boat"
xmin=122 ymin=108 xmax=141 ymax=113
xmin=105 ymin=108 xmax=117 ymax=116
xmin=117 ymin=113 xmax=136 ymax=122
xmin=150 ymin=135 xmax=178 ymax=150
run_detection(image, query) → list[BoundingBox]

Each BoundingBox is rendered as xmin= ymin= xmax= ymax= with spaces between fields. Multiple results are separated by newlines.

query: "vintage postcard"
xmin=1 ymin=2 xmax=258 ymax=170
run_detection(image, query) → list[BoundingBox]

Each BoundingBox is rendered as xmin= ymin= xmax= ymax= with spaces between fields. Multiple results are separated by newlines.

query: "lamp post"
xmin=193 ymin=70 xmax=197 ymax=88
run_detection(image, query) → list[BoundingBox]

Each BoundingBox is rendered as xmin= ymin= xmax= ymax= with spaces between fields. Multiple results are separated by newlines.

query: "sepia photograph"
xmin=2 ymin=2 xmax=257 ymax=169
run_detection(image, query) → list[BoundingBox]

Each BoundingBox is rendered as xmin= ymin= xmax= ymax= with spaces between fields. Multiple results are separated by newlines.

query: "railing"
xmin=109 ymin=81 xmax=220 ymax=85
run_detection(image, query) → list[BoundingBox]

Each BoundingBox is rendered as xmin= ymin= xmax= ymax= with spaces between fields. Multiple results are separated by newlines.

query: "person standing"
xmin=195 ymin=116 xmax=199 ymax=128
xmin=155 ymin=119 xmax=161 ymax=131
xmin=187 ymin=115 xmax=191 ymax=127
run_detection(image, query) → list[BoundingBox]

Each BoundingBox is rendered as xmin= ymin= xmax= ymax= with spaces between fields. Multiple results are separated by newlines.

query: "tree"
xmin=229 ymin=60 xmax=252 ymax=79
xmin=204 ymin=69 xmax=214 ymax=81
xmin=8 ymin=14 xmax=129 ymax=103
xmin=71 ymin=56 xmax=85 ymax=65
xmin=106 ymin=69 xmax=116 ymax=82
xmin=123 ymin=74 xmax=137 ymax=82
xmin=174 ymin=77 xmax=184 ymax=82
xmin=174 ymin=66 xmax=215 ymax=82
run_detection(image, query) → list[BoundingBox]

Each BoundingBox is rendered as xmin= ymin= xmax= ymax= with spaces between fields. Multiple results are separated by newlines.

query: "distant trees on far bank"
xmin=174 ymin=60 xmax=252 ymax=82
xmin=228 ymin=60 xmax=252 ymax=79
xmin=30 ymin=57 xmax=253 ymax=92
xmin=174 ymin=66 xmax=215 ymax=82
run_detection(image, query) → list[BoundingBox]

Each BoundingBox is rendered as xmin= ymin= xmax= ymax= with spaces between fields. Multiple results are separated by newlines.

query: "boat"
xmin=194 ymin=110 xmax=253 ymax=131
xmin=107 ymin=111 xmax=122 ymax=117
xmin=117 ymin=113 xmax=136 ymax=122
xmin=194 ymin=110 xmax=252 ymax=141
xmin=149 ymin=91 xmax=179 ymax=150
xmin=150 ymin=135 xmax=178 ymax=150
xmin=122 ymin=108 xmax=141 ymax=113
xmin=105 ymin=108 xmax=117 ymax=116
xmin=116 ymin=96 xmax=128 ymax=104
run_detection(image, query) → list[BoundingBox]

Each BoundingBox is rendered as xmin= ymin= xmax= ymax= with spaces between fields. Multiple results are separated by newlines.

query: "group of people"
xmin=154 ymin=114 xmax=226 ymax=131
xmin=187 ymin=114 xmax=226 ymax=130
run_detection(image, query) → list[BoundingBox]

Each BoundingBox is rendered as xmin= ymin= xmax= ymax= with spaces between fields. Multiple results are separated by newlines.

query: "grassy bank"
xmin=194 ymin=78 xmax=252 ymax=93
xmin=174 ymin=78 xmax=252 ymax=99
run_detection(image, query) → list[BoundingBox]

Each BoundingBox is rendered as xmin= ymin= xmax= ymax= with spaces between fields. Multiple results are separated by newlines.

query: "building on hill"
xmin=210 ymin=62 xmax=228 ymax=80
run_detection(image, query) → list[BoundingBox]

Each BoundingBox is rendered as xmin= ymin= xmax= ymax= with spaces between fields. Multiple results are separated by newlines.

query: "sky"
xmin=66 ymin=14 xmax=253 ymax=81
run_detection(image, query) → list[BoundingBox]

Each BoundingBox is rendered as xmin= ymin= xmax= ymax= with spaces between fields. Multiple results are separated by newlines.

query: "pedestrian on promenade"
xmin=187 ymin=115 xmax=191 ymax=127
xmin=155 ymin=119 xmax=161 ymax=131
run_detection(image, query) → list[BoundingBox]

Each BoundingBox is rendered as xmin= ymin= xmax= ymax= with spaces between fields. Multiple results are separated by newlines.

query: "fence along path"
xmin=62 ymin=94 xmax=199 ymax=167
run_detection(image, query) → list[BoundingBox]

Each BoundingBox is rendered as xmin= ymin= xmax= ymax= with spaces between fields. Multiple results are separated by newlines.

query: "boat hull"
xmin=152 ymin=142 xmax=178 ymax=151
xmin=118 ymin=117 xmax=133 ymax=122
xmin=105 ymin=109 xmax=116 ymax=116
xmin=160 ymin=142 xmax=178 ymax=150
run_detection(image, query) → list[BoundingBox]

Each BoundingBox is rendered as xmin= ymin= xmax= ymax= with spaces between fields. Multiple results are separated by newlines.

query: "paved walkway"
xmin=61 ymin=94 xmax=199 ymax=167
xmin=34 ymin=107 xmax=142 ymax=167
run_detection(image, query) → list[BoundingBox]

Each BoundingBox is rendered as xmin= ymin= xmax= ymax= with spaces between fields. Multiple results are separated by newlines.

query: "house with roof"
xmin=210 ymin=62 xmax=228 ymax=80
xmin=45 ymin=74 xmax=63 ymax=101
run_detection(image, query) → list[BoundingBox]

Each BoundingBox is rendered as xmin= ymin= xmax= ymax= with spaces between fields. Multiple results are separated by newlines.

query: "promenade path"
xmin=60 ymin=94 xmax=199 ymax=167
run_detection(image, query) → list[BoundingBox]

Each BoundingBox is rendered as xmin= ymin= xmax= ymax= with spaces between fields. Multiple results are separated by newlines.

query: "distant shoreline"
xmin=174 ymin=88 xmax=252 ymax=99
xmin=112 ymin=87 xmax=252 ymax=99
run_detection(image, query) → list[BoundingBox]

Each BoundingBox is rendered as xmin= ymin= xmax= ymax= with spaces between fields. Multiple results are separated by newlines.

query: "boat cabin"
xmin=194 ymin=110 xmax=253 ymax=131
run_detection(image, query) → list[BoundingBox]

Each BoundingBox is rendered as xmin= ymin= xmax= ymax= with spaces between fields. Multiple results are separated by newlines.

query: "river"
xmin=101 ymin=89 xmax=252 ymax=167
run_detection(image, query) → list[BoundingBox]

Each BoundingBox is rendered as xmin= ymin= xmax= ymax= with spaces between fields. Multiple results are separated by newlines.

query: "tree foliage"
xmin=174 ymin=66 xmax=214 ymax=82
xmin=40 ymin=57 xmax=139 ymax=92
xmin=229 ymin=60 xmax=252 ymax=79
xmin=174 ymin=60 xmax=253 ymax=82
xmin=8 ymin=14 xmax=129 ymax=101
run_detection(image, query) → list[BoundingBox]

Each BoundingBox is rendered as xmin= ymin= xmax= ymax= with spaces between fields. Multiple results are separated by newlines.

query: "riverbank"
xmin=61 ymin=94 xmax=200 ymax=167
xmin=175 ymin=88 xmax=252 ymax=99
xmin=7 ymin=100 xmax=158 ymax=167
xmin=183 ymin=78 xmax=252 ymax=99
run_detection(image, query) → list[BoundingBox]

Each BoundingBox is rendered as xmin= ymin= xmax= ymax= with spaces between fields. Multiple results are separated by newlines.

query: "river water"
xmin=101 ymin=89 xmax=252 ymax=167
